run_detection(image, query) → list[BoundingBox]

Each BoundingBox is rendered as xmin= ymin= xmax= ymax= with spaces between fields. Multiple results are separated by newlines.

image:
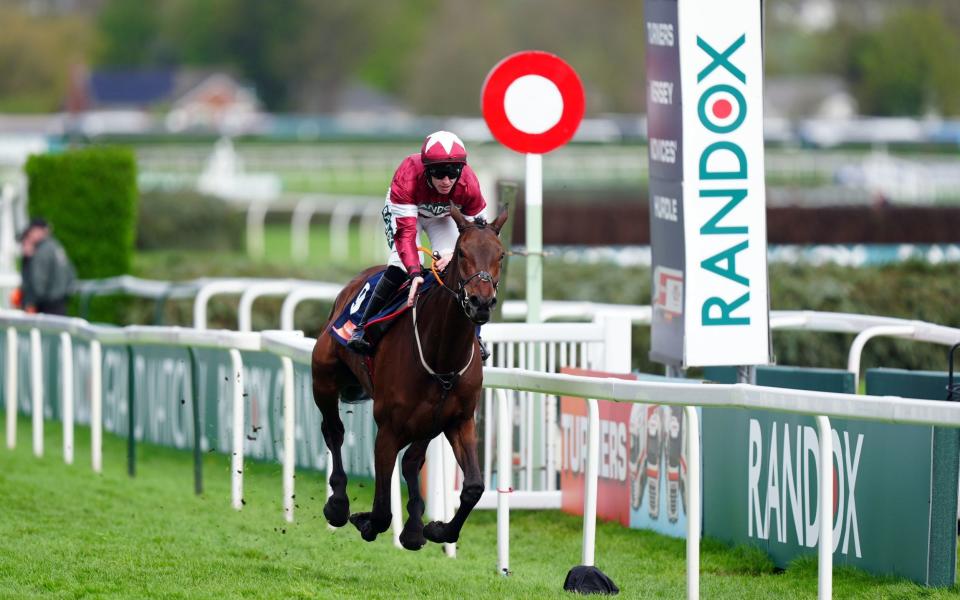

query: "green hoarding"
xmin=702 ymin=365 xmax=958 ymax=586
xmin=1 ymin=333 xmax=375 ymax=477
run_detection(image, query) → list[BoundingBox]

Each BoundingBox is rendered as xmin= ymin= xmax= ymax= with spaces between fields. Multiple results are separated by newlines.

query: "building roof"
xmin=88 ymin=69 xmax=176 ymax=106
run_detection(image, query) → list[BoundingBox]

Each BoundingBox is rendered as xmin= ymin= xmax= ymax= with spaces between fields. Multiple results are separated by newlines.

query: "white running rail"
xmin=4 ymin=310 xmax=960 ymax=599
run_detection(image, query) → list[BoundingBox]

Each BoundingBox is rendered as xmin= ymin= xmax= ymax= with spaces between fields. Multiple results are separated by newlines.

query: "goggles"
xmin=427 ymin=163 xmax=464 ymax=180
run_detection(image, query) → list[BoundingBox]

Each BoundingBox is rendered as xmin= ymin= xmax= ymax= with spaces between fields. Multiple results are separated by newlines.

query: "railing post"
xmin=281 ymin=356 xmax=295 ymax=522
xmin=230 ymin=348 xmax=245 ymax=510
xmin=496 ymin=388 xmax=512 ymax=575
xmin=684 ymin=406 xmax=700 ymax=600
xmin=60 ymin=332 xmax=74 ymax=465
xmin=5 ymin=327 xmax=17 ymax=449
xmin=816 ymin=415 xmax=833 ymax=600
xmin=581 ymin=398 xmax=600 ymax=566
xmin=391 ymin=456 xmax=402 ymax=548
xmin=188 ymin=347 xmax=203 ymax=495
xmin=90 ymin=340 xmax=102 ymax=473
xmin=127 ymin=346 xmax=136 ymax=477
xmin=30 ymin=328 xmax=42 ymax=458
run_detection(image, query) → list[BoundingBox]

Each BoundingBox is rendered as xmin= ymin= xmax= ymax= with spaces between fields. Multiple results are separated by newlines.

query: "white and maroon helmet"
xmin=421 ymin=131 xmax=468 ymax=166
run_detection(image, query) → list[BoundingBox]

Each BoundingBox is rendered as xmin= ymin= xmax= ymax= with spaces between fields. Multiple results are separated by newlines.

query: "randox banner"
xmin=702 ymin=366 xmax=958 ymax=587
xmin=645 ymin=0 xmax=771 ymax=367
xmin=559 ymin=368 xmax=695 ymax=539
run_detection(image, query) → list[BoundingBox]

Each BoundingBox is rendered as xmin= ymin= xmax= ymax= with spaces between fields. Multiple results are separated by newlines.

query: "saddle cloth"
xmin=329 ymin=269 xmax=439 ymax=350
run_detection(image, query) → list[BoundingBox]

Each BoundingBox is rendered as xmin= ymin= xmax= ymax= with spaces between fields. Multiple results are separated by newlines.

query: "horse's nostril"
xmin=469 ymin=295 xmax=481 ymax=307
xmin=490 ymin=297 xmax=498 ymax=307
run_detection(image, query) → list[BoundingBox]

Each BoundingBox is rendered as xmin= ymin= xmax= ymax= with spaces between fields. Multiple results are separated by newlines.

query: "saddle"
xmin=328 ymin=268 xmax=438 ymax=351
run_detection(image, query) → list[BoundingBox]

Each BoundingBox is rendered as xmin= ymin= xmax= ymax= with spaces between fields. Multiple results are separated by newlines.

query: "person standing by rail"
xmin=347 ymin=130 xmax=491 ymax=360
xmin=17 ymin=217 xmax=75 ymax=315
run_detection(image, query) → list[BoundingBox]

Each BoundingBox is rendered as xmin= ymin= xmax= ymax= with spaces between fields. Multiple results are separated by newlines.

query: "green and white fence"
xmin=4 ymin=307 xmax=960 ymax=600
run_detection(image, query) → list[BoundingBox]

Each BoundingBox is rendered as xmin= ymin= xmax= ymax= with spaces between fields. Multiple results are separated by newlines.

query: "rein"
xmin=411 ymin=299 xmax=475 ymax=390
xmin=412 ymin=297 xmax=475 ymax=433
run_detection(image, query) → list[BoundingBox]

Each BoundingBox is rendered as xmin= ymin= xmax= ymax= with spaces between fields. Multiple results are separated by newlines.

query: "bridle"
xmin=428 ymin=228 xmax=501 ymax=313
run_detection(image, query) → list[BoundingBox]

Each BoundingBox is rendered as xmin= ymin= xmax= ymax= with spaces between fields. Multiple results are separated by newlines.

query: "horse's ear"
xmin=490 ymin=205 xmax=509 ymax=235
xmin=449 ymin=203 xmax=470 ymax=231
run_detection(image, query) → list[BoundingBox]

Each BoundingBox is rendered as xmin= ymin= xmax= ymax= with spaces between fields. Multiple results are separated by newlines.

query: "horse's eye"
xmin=499 ymin=253 xmax=505 ymax=262
xmin=458 ymin=249 xmax=465 ymax=258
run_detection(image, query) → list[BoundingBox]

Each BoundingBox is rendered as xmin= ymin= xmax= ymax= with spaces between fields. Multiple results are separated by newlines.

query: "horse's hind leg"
xmin=424 ymin=418 xmax=484 ymax=545
xmin=349 ymin=427 xmax=400 ymax=542
xmin=312 ymin=375 xmax=349 ymax=527
xmin=398 ymin=439 xmax=430 ymax=550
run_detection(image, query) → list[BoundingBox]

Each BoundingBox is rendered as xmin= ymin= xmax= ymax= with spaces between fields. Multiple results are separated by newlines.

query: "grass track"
xmin=0 ymin=417 xmax=957 ymax=599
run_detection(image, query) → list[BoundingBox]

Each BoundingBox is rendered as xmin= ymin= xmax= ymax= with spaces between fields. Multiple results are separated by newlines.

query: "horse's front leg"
xmin=349 ymin=427 xmax=399 ymax=542
xmin=423 ymin=417 xmax=484 ymax=545
xmin=398 ymin=439 xmax=430 ymax=550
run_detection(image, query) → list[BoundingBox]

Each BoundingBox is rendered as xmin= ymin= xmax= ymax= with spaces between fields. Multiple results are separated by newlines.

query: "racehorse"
xmin=311 ymin=204 xmax=508 ymax=549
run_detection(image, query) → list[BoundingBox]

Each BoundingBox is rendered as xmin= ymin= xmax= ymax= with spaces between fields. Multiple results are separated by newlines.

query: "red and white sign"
xmin=481 ymin=51 xmax=585 ymax=154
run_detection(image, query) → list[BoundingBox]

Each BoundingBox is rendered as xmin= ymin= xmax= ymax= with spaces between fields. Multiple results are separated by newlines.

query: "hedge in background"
xmin=26 ymin=146 xmax=137 ymax=277
xmin=25 ymin=146 xmax=138 ymax=321
xmin=138 ymin=190 xmax=243 ymax=252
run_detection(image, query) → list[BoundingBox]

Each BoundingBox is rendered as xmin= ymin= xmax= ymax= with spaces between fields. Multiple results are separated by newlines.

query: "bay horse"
xmin=311 ymin=204 xmax=508 ymax=549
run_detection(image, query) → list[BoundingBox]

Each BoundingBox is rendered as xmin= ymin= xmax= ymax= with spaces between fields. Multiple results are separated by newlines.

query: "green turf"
xmin=0 ymin=417 xmax=957 ymax=599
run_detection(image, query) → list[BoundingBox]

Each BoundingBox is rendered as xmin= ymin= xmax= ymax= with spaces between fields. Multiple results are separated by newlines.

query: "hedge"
xmin=137 ymin=190 xmax=244 ymax=252
xmin=25 ymin=146 xmax=138 ymax=278
xmin=25 ymin=146 xmax=138 ymax=322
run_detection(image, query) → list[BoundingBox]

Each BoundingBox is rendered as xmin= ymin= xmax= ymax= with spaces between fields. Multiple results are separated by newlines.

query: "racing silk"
xmin=388 ymin=154 xmax=486 ymax=274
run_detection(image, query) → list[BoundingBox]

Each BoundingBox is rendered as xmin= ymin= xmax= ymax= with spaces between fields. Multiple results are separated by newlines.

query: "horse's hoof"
xmin=423 ymin=520 xmax=457 ymax=544
xmin=349 ymin=512 xmax=382 ymax=542
xmin=399 ymin=528 xmax=426 ymax=551
xmin=323 ymin=496 xmax=349 ymax=528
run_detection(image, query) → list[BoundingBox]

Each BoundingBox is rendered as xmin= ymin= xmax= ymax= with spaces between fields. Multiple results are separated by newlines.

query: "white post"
xmin=90 ymin=340 xmax=102 ymax=473
xmin=599 ymin=313 xmax=632 ymax=373
xmin=483 ymin=389 xmax=494 ymax=488
xmin=246 ymin=202 xmax=269 ymax=260
xmin=5 ymin=327 xmax=17 ymax=449
xmin=291 ymin=198 xmax=315 ymax=262
xmin=816 ymin=415 xmax=833 ymax=600
xmin=442 ymin=438 xmax=456 ymax=558
xmin=525 ymin=153 xmax=542 ymax=324
xmin=496 ymin=388 xmax=512 ymax=575
xmin=30 ymin=328 xmax=42 ymax=458
xmin=581 ymin=398 xmax=600 ymax=566
xmin=330 ymin=203 xmax=355 ymax=262
xmin=60 ymin=332 xmax=74 ymax=465
xmin=426 ymin=438 xmax=441 ymax=524
xmin=391 ymin=456 xmax=402 ymax=549
xmin=281 ymin=357 xmax=295 ymax=523
xmin=230 ymin=349 xmax=245 ymax=510
xmin=684 ymin=406 xmax=700 ymax=600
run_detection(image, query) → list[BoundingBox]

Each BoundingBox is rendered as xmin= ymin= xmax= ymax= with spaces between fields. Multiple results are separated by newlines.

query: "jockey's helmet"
xmin=421 ymin=131 xmax=468 ymax=166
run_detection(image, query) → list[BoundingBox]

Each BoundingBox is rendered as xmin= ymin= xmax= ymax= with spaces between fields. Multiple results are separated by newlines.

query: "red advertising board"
xmin=559 ymin=368 xmax=637 ymax=526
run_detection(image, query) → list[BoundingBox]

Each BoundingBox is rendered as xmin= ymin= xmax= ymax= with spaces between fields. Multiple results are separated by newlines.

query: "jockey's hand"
xmin=406 ymin=275 xmax=425 ymax=307
xmin=434 ymin=251 xmax=453 ymax=272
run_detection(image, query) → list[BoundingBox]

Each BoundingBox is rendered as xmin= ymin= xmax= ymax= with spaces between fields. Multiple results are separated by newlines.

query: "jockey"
xmin=347 ymin=130 xmax=491 ymax=361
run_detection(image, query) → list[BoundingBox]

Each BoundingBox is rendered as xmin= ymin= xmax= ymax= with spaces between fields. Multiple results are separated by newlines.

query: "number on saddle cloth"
xmin=329 ymin=269 xmax=437 ymax=349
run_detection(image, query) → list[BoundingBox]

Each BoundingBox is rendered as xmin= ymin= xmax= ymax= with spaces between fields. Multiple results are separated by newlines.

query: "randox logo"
xmin=695 ymin=33 xmax=754 ymax=328
xmin=746 ymin=418 xmax=863 ymax=558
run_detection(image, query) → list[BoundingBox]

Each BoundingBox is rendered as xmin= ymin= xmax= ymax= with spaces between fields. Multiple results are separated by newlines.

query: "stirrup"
xmin=347 ymin=327 xmax=374 ymax=355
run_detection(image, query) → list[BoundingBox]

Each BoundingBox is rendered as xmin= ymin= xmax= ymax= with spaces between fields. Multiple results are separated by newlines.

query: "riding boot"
xmin=476 ymin=326 xmax=490 ymax=362
xmin=347 ymin=266 xmax=407 ymax=355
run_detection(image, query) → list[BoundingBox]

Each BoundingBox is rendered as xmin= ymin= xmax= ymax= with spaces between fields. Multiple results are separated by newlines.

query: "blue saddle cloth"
xmin=329 ymin=269 xmax=439 ymax=349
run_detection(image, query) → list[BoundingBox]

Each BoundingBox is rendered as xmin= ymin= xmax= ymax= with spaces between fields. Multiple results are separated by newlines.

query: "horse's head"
xmin=447 ymin=204 xmax=509 ymax=325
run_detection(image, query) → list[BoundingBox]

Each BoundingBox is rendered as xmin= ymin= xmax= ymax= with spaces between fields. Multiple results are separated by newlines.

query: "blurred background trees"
xmin=2 ymin=0 xmax=960 ymax=117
